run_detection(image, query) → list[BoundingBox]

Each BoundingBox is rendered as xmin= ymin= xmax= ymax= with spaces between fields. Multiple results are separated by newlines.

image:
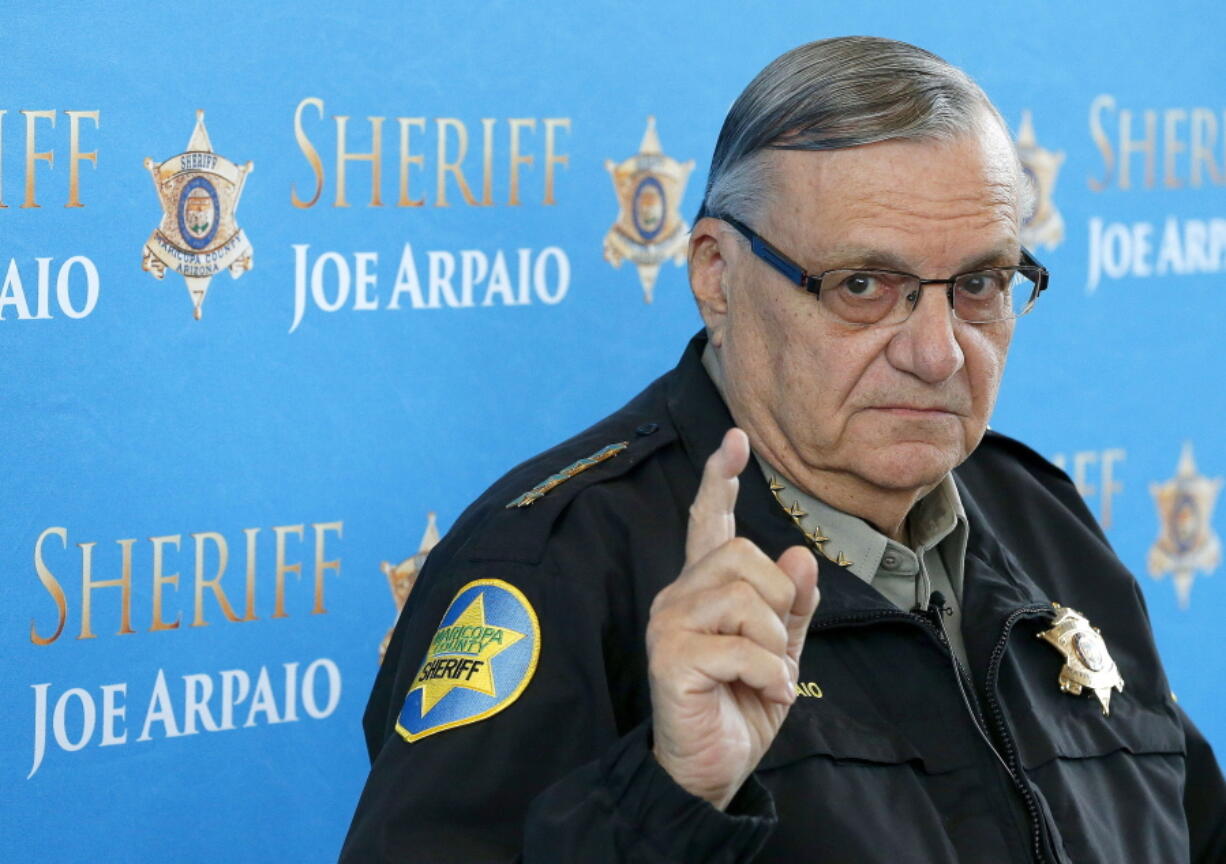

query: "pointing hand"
xmin=647 ymin=428 xmax=820 ymax=809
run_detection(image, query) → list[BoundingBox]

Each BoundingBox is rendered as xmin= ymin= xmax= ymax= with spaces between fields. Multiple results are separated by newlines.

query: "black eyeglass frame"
xmin=715 ymin=213 xmax=1050 ymax=324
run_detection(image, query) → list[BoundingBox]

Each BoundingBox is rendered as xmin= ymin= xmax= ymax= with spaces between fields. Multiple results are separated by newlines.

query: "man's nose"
xmin=885 ymin=284 xmax=965 ymax=383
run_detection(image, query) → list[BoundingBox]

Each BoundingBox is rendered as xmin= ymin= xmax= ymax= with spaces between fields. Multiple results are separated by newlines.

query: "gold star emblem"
xmin=141 ymin=110 xmax=254 ymax=319
xmin=603 ymin=117 xmax=694 ymax=303
xmin=1148 ymin=442 xmax=1222 ymax=609
xmin=408 ymin=592 xmax=525 ymax=716
xmin=1037 ymin=603 xmax=1124 ymax=715
xmin=378 ymin=512 xmax=441 ymax=663
xmin=805 ymin=527 xmax=830 ymax=547
xmin=768 ymin=475 xmax=852 ymax=568
xmin=1016 ymin=110 xmax=1065 ymax=251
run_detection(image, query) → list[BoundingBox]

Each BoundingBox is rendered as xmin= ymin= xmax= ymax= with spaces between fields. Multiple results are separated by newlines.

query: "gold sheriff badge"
xmin=1037 ymin=603 xmax=1124 ymax=715
xmin=379 ymin=512 xmax=441 ymax=662
xmin=603 ymin=117 xmax=694 ymax=303
xmin=142 ymin=111 xmax=253 ymax=319
xmin=1148 ymin=442 xmax=1222 ymax=608
xmin=1015 ymin=110 xmax=1065 ymax=251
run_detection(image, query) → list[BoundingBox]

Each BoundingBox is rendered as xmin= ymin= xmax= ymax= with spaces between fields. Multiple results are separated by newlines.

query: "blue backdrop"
xmin=3 ymin=2 xmax=1224 ymax=860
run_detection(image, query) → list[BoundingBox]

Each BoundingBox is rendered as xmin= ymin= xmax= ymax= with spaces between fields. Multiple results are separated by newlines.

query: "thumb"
xmin=776 ymin=545 xmax=820 ymax=663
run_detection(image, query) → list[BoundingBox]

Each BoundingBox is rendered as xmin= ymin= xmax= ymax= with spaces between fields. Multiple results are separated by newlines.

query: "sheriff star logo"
xmin=378 ymin=512 xmax=441 ymax=663
xmin=396 ymin=579 xmax=541 ymax=743
xmin=1016 ymin=110 xmax=1065 ymax=251
xmin=1148 ymin=442 xmax=1222 ymax=608
xmin=408 ymin=592 xmax=525 ymax=716
xmin=141 ymin=111 xmax=254 ymax=319
xmin=603 ymin=117 xmax=694 ymax=303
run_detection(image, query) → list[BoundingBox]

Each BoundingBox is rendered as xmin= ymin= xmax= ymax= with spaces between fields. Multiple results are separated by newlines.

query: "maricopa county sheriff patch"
xmin=396 ymin=579 xmax=540 ymax=743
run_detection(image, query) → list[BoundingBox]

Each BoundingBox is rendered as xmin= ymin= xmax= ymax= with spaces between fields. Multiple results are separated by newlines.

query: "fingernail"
xmin=786 ymin=680 xmax=797 ymax=702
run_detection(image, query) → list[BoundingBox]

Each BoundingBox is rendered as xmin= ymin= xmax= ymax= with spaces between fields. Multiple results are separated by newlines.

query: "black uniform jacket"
xmin=342 ymin=333 xmax=1226 ymax=863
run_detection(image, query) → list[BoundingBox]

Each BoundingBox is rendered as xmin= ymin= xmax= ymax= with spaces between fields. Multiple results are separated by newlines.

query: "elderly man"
xmin=341 ymin=37 xmax=1225 ymax=863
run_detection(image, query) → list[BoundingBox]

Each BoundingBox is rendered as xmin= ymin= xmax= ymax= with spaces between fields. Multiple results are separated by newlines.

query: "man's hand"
xmin=647 ymin=427 xmax=820 ymax=810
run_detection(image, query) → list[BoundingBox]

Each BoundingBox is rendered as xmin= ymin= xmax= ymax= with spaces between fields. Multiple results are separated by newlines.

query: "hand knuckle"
xmin=647 ymin=632 xmax=677 ymax=666
xmin=779 ymin=576 xmax=797 ymax=607
xmin=727 ymin=536 xmax=755 ymax=557
xmin=767 ymin=620 xmax=788 ymax=654
xmin=728 ymin=578 xmax=755 ymax=605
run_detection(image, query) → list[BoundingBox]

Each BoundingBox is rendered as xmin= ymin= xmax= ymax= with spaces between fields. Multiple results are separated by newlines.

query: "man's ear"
xmin=688 ymin=217 xmax=733 ymax=347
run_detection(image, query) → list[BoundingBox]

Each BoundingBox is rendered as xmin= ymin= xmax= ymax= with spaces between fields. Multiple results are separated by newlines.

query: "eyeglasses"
xmin=715 ymin=214 xmax=1049 ymax=326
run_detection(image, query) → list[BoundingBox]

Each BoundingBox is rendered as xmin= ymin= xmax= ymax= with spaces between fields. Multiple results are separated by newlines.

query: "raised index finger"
xmin=685 ymin=427 xmax=750 ymax=566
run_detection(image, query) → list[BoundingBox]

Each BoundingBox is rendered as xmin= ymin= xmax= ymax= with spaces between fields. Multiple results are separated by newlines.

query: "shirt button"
xmin=635 ymin=422 xmax=659 ymax=436
xmin=883 ymin=555 xmax=897 ymax=567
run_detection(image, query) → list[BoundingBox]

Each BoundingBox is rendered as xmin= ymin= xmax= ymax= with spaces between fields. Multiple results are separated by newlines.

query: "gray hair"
xmin=700 ymin=36 xmax=1023 ymax=225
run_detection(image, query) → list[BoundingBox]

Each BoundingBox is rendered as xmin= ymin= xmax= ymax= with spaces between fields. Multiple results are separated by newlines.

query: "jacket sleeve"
xmin=1179 ymin=704 xmax=1226 ymax=864
xmin=338 ymin=549 xmax=776 ymax=863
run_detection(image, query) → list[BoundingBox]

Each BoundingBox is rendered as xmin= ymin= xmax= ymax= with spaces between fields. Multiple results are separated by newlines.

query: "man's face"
xmin=704 ymin=125 xmax=1021 ymax=498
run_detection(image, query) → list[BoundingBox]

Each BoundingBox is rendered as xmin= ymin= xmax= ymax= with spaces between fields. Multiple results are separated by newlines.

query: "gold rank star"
xmin=409 ymin=593 xmax=525 ymax=717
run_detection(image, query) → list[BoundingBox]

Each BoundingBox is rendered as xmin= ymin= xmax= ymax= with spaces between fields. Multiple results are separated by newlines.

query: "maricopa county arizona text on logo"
xmin=142 ymin=111 xmax=254 ymax=320
xmin=603 ymin=117 xmax=694 ymax=303
xmin=397 ymin=579 xmax=540 ymax=743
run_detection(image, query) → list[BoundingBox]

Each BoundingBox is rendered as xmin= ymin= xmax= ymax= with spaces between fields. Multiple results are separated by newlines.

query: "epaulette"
xmin=462 ymin=420 xmax=677 ymax=565
xmin=504 ymin=441 xmax=631 ymax=509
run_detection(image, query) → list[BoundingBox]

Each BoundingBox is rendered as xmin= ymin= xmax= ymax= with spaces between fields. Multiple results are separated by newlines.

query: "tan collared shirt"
xmin=701 ymin=344 xmax=971 ymax=668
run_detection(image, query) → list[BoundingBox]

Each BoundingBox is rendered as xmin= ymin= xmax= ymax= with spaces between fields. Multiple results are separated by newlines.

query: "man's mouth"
xmin=869 ymin=405 xmax=961 ymax=417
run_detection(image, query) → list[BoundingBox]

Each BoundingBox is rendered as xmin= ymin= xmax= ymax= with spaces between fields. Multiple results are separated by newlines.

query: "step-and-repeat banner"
xmin=3 ymin=2 xmax=1224 ymax=860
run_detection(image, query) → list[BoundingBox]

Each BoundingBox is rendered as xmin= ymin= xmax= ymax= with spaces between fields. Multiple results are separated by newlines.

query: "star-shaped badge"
xmin=1037 ymin=603 xmax=1124 ymax=715
xmin=141 ymin=111 xmax=254 ymax=319
xmin=408 ymin=592 xmax=525 ymax=716
xmin=1148 ymin=442 xmax=1222 ymax=608
xmin=602 ymin=117 xmax=695 ymax=303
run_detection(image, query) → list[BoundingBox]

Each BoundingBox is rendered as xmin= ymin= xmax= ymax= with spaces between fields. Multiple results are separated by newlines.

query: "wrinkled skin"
xmin=649 ymin=126 xmax=1022 ymax=809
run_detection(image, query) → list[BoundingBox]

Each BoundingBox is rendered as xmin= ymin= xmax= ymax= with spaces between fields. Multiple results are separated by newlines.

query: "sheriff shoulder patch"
xmin=396 ymin=579 xmax=541 ymax=743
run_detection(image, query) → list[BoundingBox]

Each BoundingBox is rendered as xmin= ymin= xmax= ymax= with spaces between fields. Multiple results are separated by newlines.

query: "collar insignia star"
xmin=768 ymin=474 xmax=852 ymax=569
xmin=805 ymin=527 xmax=830 ymax=547
xmin=141 ymin=111 xmax=254 ymax=319
xmin=1037 ymin=603 xmax=1124 ymax=715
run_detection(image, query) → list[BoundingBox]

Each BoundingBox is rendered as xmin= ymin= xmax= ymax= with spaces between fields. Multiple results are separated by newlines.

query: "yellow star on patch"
xmin=408 ymin=592 xmax=525 ymax=717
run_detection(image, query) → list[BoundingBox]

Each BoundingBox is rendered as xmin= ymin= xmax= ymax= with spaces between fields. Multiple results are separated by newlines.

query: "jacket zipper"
xmin=811 ymin=605 xmax=1054 ymax=864
xmin=981 ymin=605 xmax=1055 ymax=864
